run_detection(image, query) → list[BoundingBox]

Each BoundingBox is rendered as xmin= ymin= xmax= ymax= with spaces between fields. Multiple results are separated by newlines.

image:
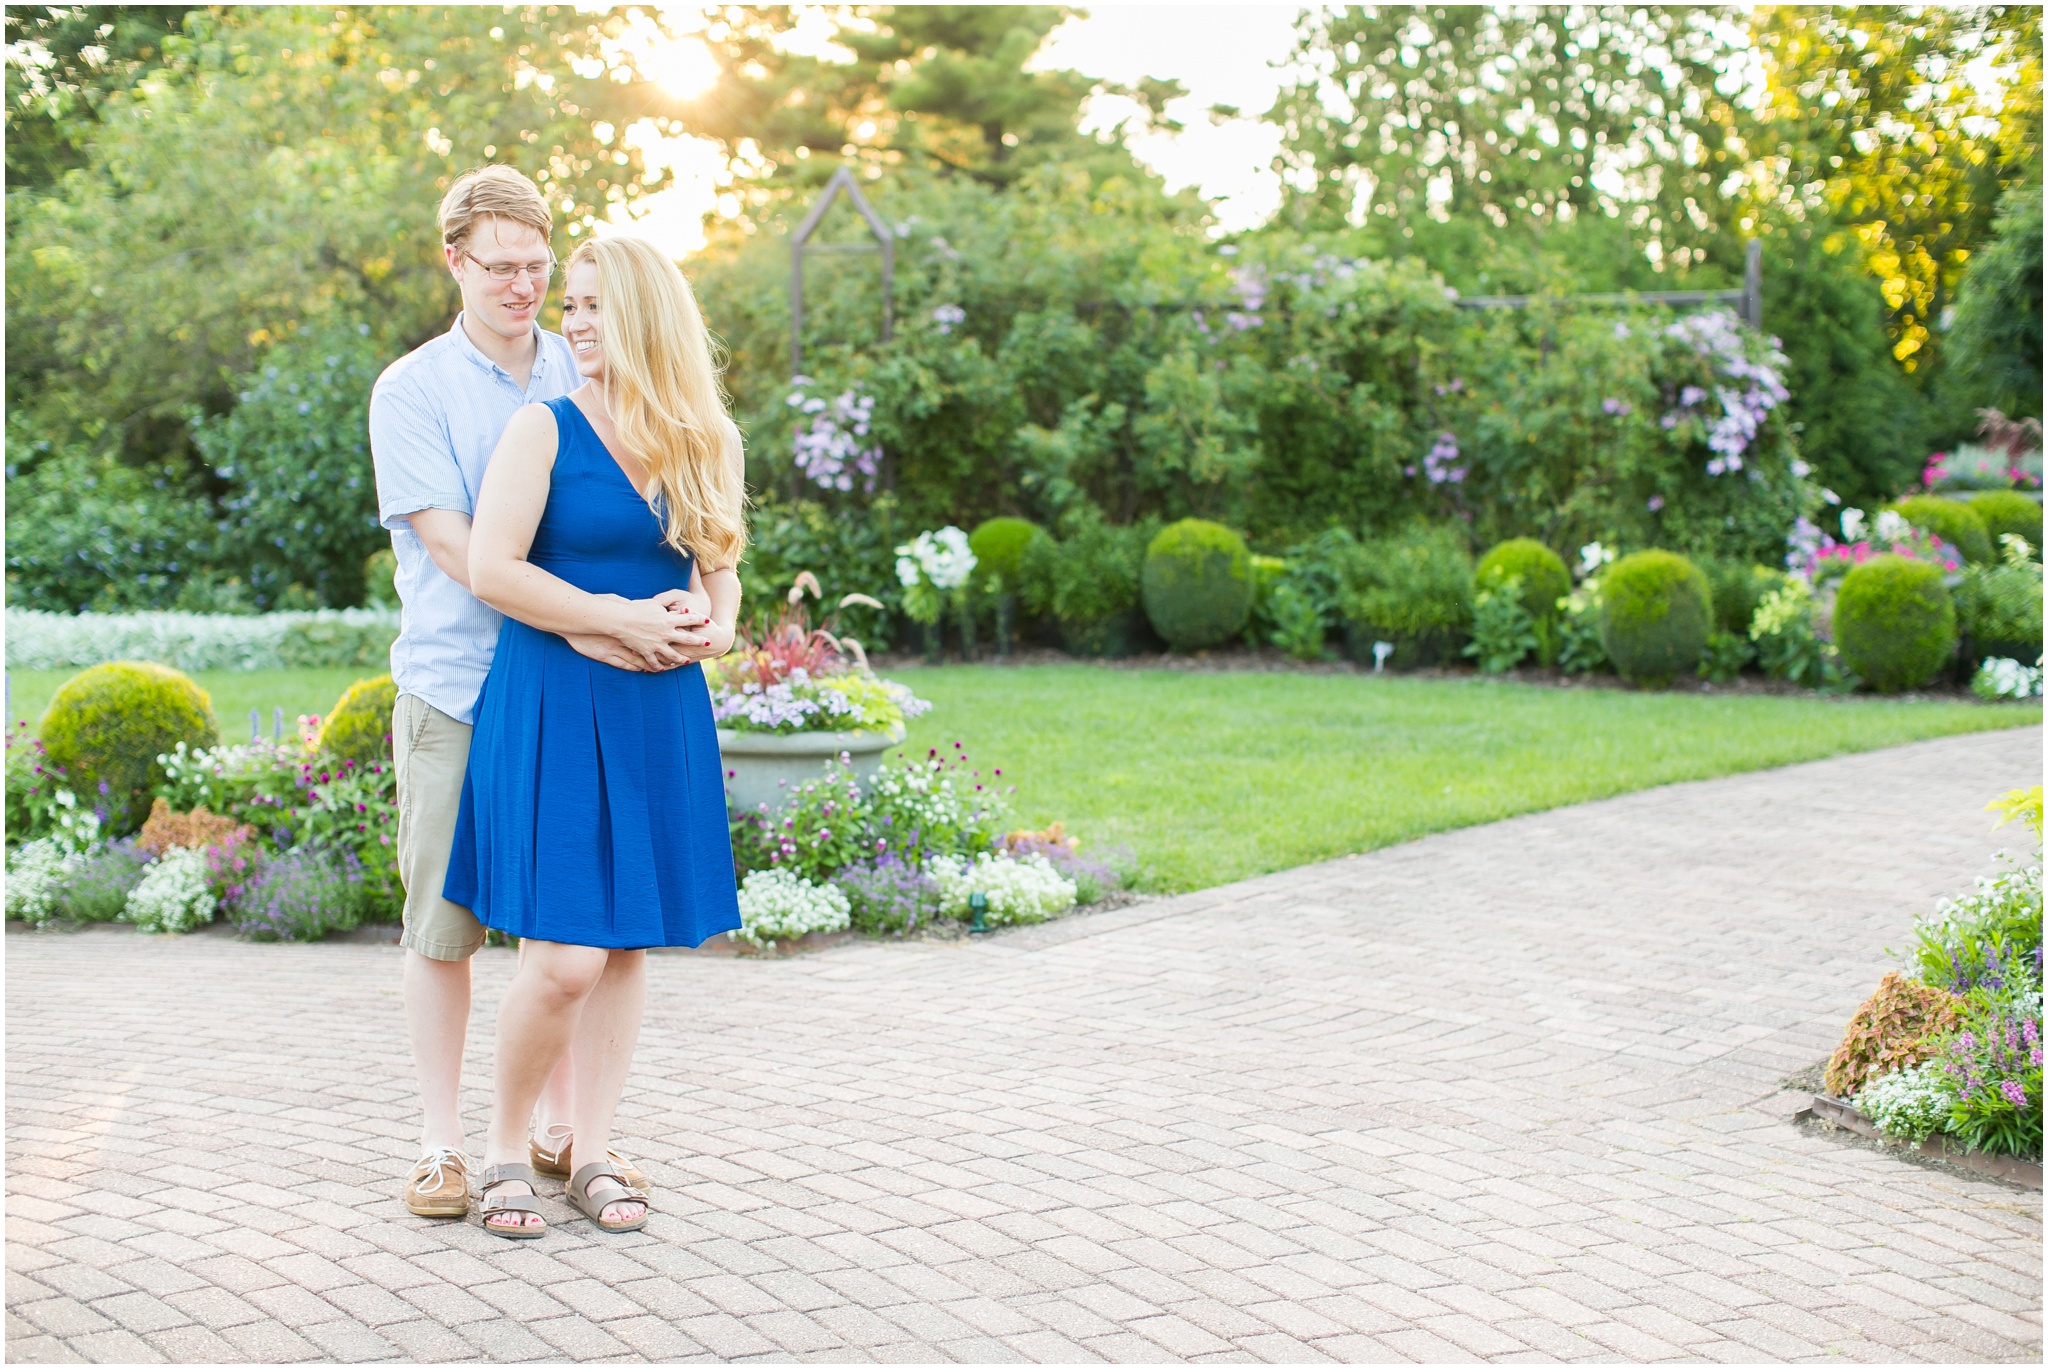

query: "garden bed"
xmin=1801 ymin=1089 xmax=2043 ymax=1188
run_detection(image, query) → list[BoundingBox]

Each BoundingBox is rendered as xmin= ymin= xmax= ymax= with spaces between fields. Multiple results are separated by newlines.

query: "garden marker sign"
xmin=789 ymin=166 xmax=894 ymax=381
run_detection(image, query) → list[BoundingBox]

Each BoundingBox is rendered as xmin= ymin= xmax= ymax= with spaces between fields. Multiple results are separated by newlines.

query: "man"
xmin=370 ymin=166 xmax=707 ymax=1219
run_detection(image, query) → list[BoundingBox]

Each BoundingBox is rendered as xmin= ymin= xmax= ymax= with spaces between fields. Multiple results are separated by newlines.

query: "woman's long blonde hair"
xmin=568 ymin=235 xmax=748 ymax=570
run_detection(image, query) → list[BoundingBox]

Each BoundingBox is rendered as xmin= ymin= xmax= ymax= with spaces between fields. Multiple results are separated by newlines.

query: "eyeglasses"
xmin=462 ymin=250 xmax=556 ymax=282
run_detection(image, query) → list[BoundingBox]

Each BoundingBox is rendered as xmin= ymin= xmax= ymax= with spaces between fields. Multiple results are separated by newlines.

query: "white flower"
xmin=1974 ymin=656 xmax=2045 ymax=700
xmin=123 ymin=847 xmax=216 ymax=934
xmin=6 ymin=838 xmax=84 ymax=927
xmin=894 ymin=527 xmax=978 ymax=591
xmin=1839 ymin=508 xmax=1866 ymax=542
xmin=1576 ymin=542 xmax=1616 ymax=578
xmin=926 ymin=852 xmax=1076 ymax=926
xmin=1872 ymin=509 xmax=1911 ymax=545
xmin=733 ymin=868 xmax=851 ymax=949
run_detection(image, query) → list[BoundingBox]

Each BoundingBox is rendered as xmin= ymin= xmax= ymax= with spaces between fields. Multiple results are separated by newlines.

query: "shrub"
xmin=1026 ymin=509 xmax=1152 ymax=655
xmin=1823 ymin=971 xmax=1963 ymax=1099
xmin=967 ymin=517 xmax=1048 ymax=594
xmin=1141 ymin=518 xmax=1253 ymax=651
xmin=1968 ymin=492 xmax=2043 ymax=554
xmin=318 ymin=675 xmax=398 ymax=766
xmin=1597 ymin=551 xmax=1712 ymax=686
xmin=1554 ymin=588 xmax=1608 ymax=674
xmin=1834 ymin=556 xmax=1957 ymax=692
xmin=363 ymin=548 xmax=399 ymax=607
xmin=1339 ymin=525 xmax=1473 ymax=663
xmin=1474 ymin=539 xmax=1569 ymax=660
xmin=57 ymin=839 xmax=154 ymax=923
xmin=236 ymin=846 xmax=366 ymax=941
xmin=1464 ymin=575 xmax=1539 ymax=673
xmin=1974 ymin=657 xmax=2045 ymax=699
xmin=1913 ymin=846 xmax=2042 ymax=995
xmin=1698 ymin=558 xmax=1785 ymax=636
xmin=1748 ymin=578 xmax=1848 ymax=689
xmin=733 ymin=868 xmax=851 ymax=949
xmin=1953 ymin=556 xmax=2044 ymax=660
xmin=1889 ymin=494 xmax=1993 ymax=564
xmin=37 ymin=662 xmax=220 ymax=834
xmin=1696 ymin=631 xmax=1756 ymax=682
xmin=123 ymin=846 xmax=218 ymax=933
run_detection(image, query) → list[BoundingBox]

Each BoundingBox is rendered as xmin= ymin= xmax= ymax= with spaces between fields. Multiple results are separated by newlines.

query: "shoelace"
xmin=412 ymin=1146 xmax=474 ymax=1196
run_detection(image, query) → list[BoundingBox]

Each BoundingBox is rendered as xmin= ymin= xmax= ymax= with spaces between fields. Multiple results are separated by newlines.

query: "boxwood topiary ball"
xmin=1889 ymin=494 xmax=1993 ymax=564
xmin=318 ymin=674 xmax=398 ymax=767
xmin=1835 ymin=555 xmax=1957 ymax=692
xmin=37 ymin=661 xmax=220 ymax=835
xmin=967 ymin=518 xmax=1049 ymax=591
xmin=1474 ymin=539 xmax=1571 ymax=627
xmin=1141 ymin=518 xmax=1253 ymax=650
xmin=1597 ymin=550 xmax=1713 ymax=686
xmin=1967 ymin=490 xmax=2044 ymax=556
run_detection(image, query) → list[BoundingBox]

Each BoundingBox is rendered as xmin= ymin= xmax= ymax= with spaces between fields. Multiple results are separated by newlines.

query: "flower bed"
xmin=1815 ymin=785 xmax=2043 ymax=1164
xmin=5 ymin=607 xmax=399 ymax=672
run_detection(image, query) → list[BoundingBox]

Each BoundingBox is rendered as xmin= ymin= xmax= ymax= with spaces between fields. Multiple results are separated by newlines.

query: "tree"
xmin=1747 ymin=5 xmax=2040 ymax=374
xmin=3 ymin=6 xmax=195 ymax=190
xmin=1266 ymin=6 xmax=1753 ymax=291
xmin=5 ymin=5 xmax=667 ymax=470
xmin=1946 ymin=173 xmax=2044 ymax=420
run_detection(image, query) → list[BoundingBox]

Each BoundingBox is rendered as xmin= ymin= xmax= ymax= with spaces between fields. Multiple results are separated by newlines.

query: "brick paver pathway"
xmin=8 ymin=726 xmax=2043 ymax=1364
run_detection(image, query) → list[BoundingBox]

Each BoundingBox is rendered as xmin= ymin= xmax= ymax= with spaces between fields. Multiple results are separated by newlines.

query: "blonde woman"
xmin=444 ymin=235 xmax=746 ymax=1237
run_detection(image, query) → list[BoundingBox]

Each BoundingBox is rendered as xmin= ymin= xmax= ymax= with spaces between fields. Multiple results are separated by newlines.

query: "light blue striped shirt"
xmin=368 ymin=315 xmax=579 ymax=724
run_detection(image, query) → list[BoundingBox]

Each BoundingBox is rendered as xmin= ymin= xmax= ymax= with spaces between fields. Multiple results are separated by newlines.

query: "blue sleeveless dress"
xmin=442 ymin=395 xmax=741 ymax=949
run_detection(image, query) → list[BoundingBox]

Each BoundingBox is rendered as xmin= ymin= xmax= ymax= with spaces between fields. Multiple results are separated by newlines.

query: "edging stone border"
xmin=1806 ymin=1091 xmax=2043 ymax=1189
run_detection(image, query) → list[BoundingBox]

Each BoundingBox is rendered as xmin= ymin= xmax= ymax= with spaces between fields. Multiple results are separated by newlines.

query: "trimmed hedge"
xmin=5 ymin=608 xmax=400 ymax=673
xmin=318 ymin=675 xmax=398 ymax=767
xmin=967 ymin=517 xmax=1048 ymax=590
xmin=1597 ymin=551 xmax=1713 ymax=685
xmin=1141 ymin=519 xmax=1253 ymax=650
xmin=1835 ymin=555 xmax=1957 ymax=692
xmin=1699 ymin=557 xmax=1785 ymax=636
xmin=1475 ymin=539 xmax=1570 ymax=660
xmin=1890 ymin=495 xmax=1993 ymax=564
xmin=1967 ymin=491 xmax=2044 ymax=555
xmin=38 ymin=662 xmax=221 ymax=834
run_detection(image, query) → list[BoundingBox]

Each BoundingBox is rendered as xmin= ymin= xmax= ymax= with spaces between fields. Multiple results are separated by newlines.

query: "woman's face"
xmin=561 ymin=260 xmax=604 ymax=381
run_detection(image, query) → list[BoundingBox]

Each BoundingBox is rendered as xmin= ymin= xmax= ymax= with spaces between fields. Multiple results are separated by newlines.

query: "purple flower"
xmin=1646 ymin=495 xmax=1665 ymax=512
xmin=2000 ymin=1080 xmax=2028 ymax=1107
xmin=1601 ymin=397 xmax=1633 ymax=416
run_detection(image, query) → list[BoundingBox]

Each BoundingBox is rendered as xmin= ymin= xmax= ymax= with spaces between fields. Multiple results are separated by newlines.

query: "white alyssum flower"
xmin=733 ymin=868 xmax=851 ymax=949
xmin=1854 ymin=1063 xmax=1956 ymax=1144
xmin=927 ymin=852 xmax=1077 ymax=926
xmin=123 ymin=847 xmax=217 ymax=934
xmin=6 ymin=838 xmax=84 ymax=927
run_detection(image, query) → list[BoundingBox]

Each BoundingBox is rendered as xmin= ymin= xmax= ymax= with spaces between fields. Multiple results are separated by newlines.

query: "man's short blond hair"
xmin=438 ymin=165 xmax=552 ymax=251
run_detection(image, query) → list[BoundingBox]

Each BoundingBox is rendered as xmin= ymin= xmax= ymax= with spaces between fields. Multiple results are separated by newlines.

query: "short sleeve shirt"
xmin=368 ymin=315 xmax=580 ymax=724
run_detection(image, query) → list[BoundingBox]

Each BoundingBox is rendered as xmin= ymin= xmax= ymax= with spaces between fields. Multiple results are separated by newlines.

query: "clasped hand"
xmin=564 ymin=588 xmax=731 ymax=672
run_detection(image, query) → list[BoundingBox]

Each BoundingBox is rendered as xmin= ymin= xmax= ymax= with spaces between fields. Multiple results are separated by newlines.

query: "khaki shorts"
xmin=393 ymin=693 xmax=485 ymax=961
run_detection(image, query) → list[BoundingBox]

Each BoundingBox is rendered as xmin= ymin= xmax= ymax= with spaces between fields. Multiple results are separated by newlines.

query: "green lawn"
xmin=8 ymin=667 xmax=373 ymax=742
xmin=889 ymin=665 xmax=2039 ymax=891
xmin=9 ymin=661 xmax=2036 ymax=893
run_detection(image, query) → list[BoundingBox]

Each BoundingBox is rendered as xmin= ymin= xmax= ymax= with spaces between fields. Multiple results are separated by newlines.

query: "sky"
xmin=604 ymin=5 xmax=1308 ymax=255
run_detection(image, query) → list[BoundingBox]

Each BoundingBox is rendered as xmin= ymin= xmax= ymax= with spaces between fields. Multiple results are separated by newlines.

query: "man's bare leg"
xmin=404 ymin=950 xmax=471 ymax=1151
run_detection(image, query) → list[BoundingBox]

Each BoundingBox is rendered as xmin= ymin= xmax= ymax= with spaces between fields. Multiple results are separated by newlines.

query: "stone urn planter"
xmin=717 ymin=725 xmax=904 ymax=815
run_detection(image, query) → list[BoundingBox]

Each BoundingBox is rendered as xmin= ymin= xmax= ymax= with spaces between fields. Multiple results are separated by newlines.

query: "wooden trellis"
xmin=788 ymin=166 xmax=894 ymax=381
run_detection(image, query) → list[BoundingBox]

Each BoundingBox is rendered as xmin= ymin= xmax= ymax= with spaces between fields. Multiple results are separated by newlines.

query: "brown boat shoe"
xmin=404 ymin=1146 xmax=473 ymax=1218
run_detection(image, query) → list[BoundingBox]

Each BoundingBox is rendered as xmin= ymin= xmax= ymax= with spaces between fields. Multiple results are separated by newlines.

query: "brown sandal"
xmin=530 ymin=1126 xmax=650 ymax=1193
xmin=567 ymin=1162 xmax=649 ymax=1233
xmin=477 ymin=1163 xmax=548 ymax=1240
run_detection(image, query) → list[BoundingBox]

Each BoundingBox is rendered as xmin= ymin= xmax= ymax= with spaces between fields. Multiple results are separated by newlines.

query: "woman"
xmin=445 ymin=234 xmax=747 ymax=1237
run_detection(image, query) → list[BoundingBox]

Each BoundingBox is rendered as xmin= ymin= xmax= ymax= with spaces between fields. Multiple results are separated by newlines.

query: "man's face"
xmin=445 ymin=215 xmax=553 ymax=345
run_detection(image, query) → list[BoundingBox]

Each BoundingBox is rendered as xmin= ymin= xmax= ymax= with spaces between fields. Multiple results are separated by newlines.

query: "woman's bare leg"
xmin=482 ymin=940 xmax=608 ymax=1231
xmin=567 ymin=948 xmax=647 ymax=1225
